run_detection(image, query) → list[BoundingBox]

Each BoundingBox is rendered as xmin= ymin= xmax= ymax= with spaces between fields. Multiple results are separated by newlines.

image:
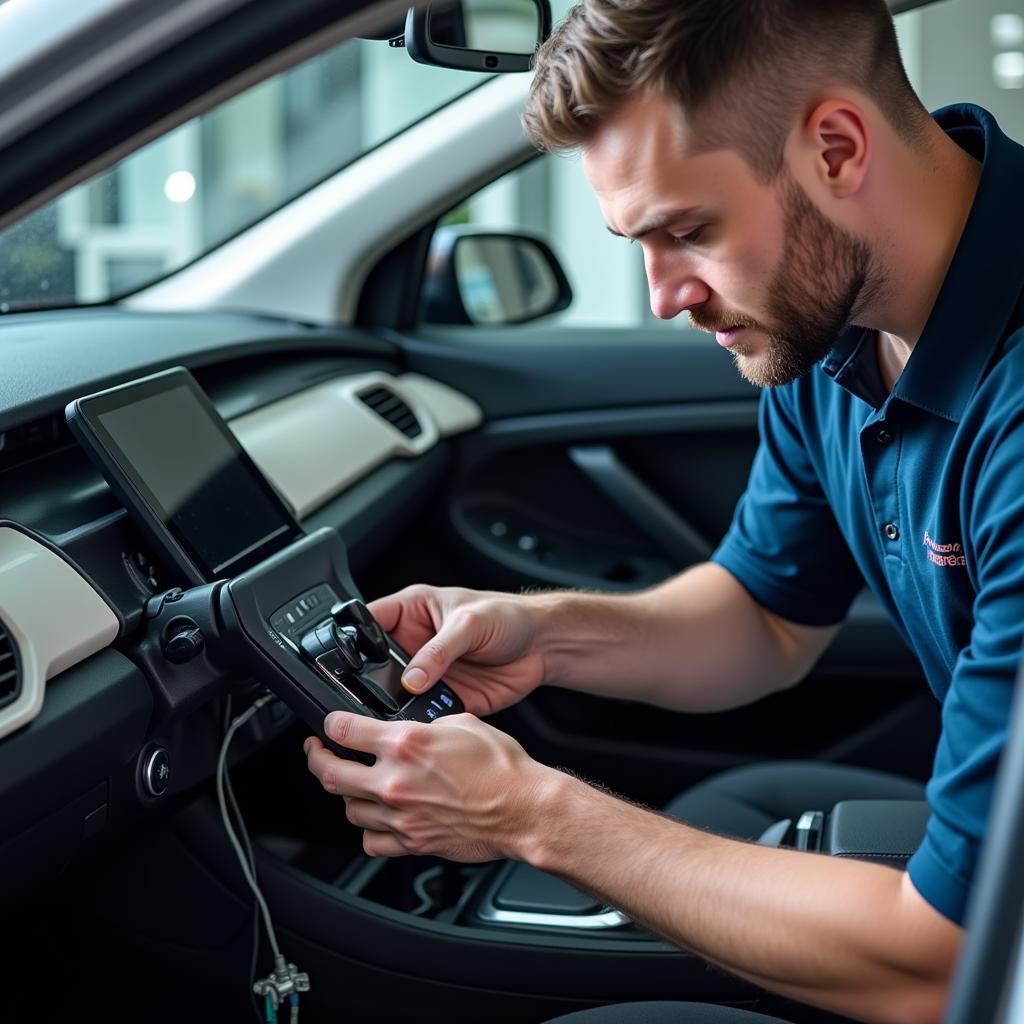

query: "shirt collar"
xmin=821 ymin=105 xmax=1024 ymax=420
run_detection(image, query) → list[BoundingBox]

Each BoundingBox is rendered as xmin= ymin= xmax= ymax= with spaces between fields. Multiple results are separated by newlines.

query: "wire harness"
xmin=218 ymin=694 xmax=310 ymax=1023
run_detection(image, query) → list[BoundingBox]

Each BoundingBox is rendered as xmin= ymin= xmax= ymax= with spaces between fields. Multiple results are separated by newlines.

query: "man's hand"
xmin=368 ymin=585 xmax=548 ymax=715
xmin=303 ymin=710 xmax=556 ymax=861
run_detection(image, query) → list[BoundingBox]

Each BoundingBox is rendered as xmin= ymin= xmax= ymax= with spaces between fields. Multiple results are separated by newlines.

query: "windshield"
xmin=0 ymin=36 xmax=485 ymax=314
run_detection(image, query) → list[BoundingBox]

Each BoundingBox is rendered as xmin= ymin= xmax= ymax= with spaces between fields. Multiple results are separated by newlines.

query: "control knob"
xmin=331 ymin=599 xmax=390 ymax=663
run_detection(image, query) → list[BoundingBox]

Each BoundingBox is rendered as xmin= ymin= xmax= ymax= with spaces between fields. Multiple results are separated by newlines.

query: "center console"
xmin=222 ymin=529 xmax=462 ymax=746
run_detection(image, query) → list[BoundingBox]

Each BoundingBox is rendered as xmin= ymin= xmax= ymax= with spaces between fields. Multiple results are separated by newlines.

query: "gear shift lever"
xmin=331 ymin=599 xmax=391 ymax=663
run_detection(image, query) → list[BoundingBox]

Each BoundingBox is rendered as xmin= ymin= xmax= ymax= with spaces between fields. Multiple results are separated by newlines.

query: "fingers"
xmin=401 ymin=608 xmax=483 ymax=694
xmin=362 ymin=831 xmax=408 ymax=858
xmin=323 ymin=710 xmax=396 ymax=755
xmin=368 ymin=583 xmax=441 ymax=636
xmin=304 ymin=738 xmax=410 ymax=859
xmin=345 ymin=797 xmax=394 ymax=832
xmin=304 ymin=733 xmax=376 ymax=798
xmin=308 ymin=714 xmax=429 ymax=795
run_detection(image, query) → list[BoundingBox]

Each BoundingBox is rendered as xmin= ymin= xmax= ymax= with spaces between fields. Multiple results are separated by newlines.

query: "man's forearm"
xmin=530 ymin=562 xmax=837 ymax=711
xmin=522 ymin=772 xmax=961 ymax=1024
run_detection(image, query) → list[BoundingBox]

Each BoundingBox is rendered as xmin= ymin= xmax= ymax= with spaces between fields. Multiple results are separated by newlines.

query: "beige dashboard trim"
xmin=229 ymin=372 xmax=482 ymax=520
xmin=0 ymin=527 xmax=120 ymax=740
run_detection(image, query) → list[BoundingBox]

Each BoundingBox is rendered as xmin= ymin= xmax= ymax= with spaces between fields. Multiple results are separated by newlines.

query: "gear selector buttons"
xmin=262 ymin=562 xmax=463 ymax=731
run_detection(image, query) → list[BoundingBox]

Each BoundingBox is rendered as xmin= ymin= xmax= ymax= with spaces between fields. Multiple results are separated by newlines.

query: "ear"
xmin=801 ymin=100 xmax=871 ymax=198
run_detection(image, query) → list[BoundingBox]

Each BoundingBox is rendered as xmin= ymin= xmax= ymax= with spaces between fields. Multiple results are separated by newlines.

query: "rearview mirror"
xmin=422 ymin=227 xmax=572 ymax=325
xmin=405 ymin=0 xmax=552 ymax=72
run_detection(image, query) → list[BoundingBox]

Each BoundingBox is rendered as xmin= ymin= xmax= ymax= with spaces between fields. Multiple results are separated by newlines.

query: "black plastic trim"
xmin=0 ymin=649 xmax=152 ymax=842
xmin=171 ymin=797 xmax=762 ymax=1009
xmin=567 ymin=444 xmax=713 ymax=565
xmin=393 ymin=327 xmax=758 ymax=419
xmin=356 ymin=221 xmax=438 ymax=331
xmin=458 ymin=402 xmax=757 ymax=465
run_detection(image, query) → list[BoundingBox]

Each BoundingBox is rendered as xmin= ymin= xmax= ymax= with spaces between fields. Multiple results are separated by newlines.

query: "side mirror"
xmin=404 ymin=0 xmax=552 ymax=73
xmin=422 ymin=227 xmax=572 ymax=326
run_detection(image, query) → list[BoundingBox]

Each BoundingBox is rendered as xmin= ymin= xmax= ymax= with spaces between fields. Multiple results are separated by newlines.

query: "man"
xmin=304 ymin=1 xmax=1024 ymax=1021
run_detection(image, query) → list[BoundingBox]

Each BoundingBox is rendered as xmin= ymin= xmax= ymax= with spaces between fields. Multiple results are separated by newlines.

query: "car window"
xmin=0 ymin=36 xmax=486 ymax=314
xmin=434 ymin=0 xmax=1024 ymax=333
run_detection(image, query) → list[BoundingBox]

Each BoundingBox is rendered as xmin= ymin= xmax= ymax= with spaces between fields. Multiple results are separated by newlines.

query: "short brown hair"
xmin=523 ymin=0 xmax=930 ymax=181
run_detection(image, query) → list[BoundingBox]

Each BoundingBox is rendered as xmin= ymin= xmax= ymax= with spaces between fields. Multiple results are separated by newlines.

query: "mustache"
xmin=687 ymin=307 xmax=767 ymax=334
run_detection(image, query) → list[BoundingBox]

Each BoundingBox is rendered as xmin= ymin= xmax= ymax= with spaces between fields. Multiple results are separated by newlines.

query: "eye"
xmin=674 ymin=226 xmax=705 ymax=245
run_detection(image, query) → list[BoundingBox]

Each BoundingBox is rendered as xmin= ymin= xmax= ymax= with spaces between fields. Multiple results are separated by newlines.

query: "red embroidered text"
xmin=923 ymin=531 xmax=966 ymax=568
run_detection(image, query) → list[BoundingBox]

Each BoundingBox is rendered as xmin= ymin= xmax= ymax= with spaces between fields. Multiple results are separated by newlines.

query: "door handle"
xmin=568 ymin=445 xmax=712 ymax=568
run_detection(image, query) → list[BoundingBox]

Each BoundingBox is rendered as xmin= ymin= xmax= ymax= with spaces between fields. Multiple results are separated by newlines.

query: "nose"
xmin=645 ymin=250 xmax=710 ymax=320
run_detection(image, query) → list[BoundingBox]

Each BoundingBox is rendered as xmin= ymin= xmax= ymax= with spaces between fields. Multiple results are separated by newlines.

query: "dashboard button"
xmin=143 ymin=747 xmax=171 ymax=798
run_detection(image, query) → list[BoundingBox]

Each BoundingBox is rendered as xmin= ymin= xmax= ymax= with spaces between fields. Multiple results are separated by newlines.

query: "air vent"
xmin=0 ymin=619 xmax=20 ymax=710
xmin=358 ymin=386 xmax=422 ymax=439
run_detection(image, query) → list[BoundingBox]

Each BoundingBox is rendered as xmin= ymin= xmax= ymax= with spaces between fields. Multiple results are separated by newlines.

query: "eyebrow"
xmin=606 ymin=207 xmax=704 ymax=240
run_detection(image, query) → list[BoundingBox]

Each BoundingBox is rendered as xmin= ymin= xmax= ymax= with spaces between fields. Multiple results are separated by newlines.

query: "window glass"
xmin=0 ymin=38 xmax=485 ymax=313
xmin=441 ymin=0 xmax=1024 ymax=333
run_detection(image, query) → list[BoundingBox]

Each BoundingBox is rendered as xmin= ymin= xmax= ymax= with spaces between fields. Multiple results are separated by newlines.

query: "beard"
xmin=688 ymin=173 xmax=881 ymax=388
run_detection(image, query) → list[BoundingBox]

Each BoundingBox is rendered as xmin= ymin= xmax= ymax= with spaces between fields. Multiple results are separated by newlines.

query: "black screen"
xmin=97 ymin=385 xmax=294 ymax=577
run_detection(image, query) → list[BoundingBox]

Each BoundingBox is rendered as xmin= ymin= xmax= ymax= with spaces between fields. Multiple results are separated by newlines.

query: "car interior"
xmin=1 ymin=0 xmax=1023 ymax=1021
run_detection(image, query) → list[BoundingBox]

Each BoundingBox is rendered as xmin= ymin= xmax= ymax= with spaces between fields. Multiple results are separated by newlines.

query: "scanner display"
xmin=98 ymin=386 xmax=293 ymax=576
xmin=68 ymin=368 xmax=301 ymax=583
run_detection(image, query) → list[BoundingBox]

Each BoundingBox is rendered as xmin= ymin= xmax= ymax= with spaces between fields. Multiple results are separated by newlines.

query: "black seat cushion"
xmin=663 ymin=761 xmax=926 ymax=841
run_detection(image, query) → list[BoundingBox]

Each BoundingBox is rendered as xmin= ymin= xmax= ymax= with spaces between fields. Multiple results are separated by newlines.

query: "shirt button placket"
xmin=862 ymin=416 xmax=901 ymax=553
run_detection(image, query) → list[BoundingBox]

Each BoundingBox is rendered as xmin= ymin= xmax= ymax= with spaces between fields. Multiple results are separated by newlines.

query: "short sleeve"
xmin=907 ymin=391 xmax=1024 ymax=924
xmin=711 ymin=385 xmax=863 ymax=626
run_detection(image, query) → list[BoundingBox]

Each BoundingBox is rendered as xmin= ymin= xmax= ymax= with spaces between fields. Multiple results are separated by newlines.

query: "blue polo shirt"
xmin=711 ymin=104 xmax=1024 ymax=926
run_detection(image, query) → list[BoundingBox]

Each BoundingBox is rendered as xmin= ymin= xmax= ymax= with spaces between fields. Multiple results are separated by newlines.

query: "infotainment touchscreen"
xmin=67 ymin=367 xmax=302 ymax=584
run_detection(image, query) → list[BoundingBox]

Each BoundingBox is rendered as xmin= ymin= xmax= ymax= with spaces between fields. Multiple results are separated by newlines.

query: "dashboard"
xmin=0 ymin=307 xmax=481 ymax=904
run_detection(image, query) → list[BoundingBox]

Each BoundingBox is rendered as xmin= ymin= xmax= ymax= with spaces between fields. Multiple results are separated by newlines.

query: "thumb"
xmin=401 ymin=612 xmax=480 ymax=694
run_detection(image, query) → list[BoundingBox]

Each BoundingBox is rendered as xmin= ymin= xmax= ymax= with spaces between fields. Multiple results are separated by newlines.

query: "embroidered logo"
xmin=923 ymin=531 xmax=966 ymax=568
